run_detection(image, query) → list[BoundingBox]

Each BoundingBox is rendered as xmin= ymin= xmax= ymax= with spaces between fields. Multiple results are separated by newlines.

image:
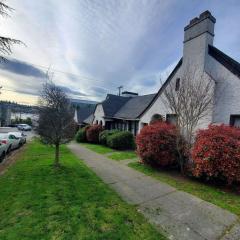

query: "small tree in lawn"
xmin=37 ymin=83 xmax=75 ymax=167
xmin=161 ymin=68 xmax=215 ymax=173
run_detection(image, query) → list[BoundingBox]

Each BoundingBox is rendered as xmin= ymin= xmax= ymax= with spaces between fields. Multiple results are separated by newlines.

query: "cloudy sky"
xmin=0 ymin=0 xmax=240 ymax=105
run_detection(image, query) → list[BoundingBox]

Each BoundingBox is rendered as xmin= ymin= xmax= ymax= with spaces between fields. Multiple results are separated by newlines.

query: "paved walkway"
xmin=68 ymin=143 xmax=240 ymax=240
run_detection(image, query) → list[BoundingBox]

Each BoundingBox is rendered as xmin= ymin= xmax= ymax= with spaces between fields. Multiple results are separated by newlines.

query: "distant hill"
xmin=70 ymin=99 xmax=98 ymax=109
xmin=0 ymin=99 xmax=98 ymax=114
xmin=0 ymin=101 xmax=38 ymax=114
xmin=70 ymin=99 xmax=98 ymax=105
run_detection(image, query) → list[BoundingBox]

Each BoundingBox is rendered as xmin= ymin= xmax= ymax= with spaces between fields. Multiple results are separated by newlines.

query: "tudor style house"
xmin=87 ymin=11 xmax=240 ymax=135
xmin=138 ymin=10 xmax=240 ymax=131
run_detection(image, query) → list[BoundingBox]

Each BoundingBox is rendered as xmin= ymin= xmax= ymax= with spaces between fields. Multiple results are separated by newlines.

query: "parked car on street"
xmin=0 ymin=133 xmax=21 ymax=153
xmin=9 ymin=132 xmax=27 ymax=146
xmin=17 ymin=124 xmax=32 ymax=131
xmin=0 ymin=141 xmax=8 ymax=163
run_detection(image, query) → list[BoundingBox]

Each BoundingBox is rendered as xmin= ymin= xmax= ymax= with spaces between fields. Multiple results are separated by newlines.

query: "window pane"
xmin=234 ymin=118 xmax=240 ymax=127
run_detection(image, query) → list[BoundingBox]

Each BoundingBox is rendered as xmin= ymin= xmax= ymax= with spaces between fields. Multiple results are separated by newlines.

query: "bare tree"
xmin=37 ymin=83 xmax=76 ymax=167
xmin=0 ymin=1 xmax=22 ymax=61
xmin=162 ymin=68 xmax=215 ymax=172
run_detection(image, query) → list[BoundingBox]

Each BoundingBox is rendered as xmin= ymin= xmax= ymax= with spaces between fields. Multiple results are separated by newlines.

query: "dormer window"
xmin=175 ymin=78 xmax=180 ymax=91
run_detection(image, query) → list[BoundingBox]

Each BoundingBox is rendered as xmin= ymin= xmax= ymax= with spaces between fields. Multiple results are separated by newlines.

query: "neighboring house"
xmin=0 ymin=103 xmax=11 ymax=127
xmin=139 ymin=10 xmax=240 ymax=131
xmin=74 ymin=104 xmax=96 ymax=127
xmin=93 ymin=91 xmax=155 ymax=135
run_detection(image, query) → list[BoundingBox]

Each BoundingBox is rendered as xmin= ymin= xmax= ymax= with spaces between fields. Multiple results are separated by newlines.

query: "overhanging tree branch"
xmin=0 ymin=1 xmax=23 ymax=61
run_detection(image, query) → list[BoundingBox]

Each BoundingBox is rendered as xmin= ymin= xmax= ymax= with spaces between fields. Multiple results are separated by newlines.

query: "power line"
xmin=2 ymin=57 xmax=118 ymax=94
xmin=7 ymin=57 xmax=116 ymax=86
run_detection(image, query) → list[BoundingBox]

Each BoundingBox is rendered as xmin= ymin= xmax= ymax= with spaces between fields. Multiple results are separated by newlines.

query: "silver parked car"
xmin=9 ymin=132 xmax=26 ymax=146
xmin=17 ymin=124 xmax=32 ymax=131
xmin=0 ymin=140 xmax=8 ymax=162
xmin=0 ymin=133 xmax=21 ymax=153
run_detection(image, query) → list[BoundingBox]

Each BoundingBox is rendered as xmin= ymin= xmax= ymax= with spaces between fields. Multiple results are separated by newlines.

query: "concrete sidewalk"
xmin=68 ymin=142 xmax=240 ymax=240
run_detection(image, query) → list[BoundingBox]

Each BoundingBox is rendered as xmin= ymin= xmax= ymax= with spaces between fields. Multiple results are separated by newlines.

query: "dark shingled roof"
xmin=76 ymin=104 xmax=96 ymax=124
xmin=209 ymin=45 xmax=240 ymax=78
xmin=114 ymin=94 xmax=156 ymax=119
xmin=102 ymin=94 xmax=130 ymax=117
xmin=98 ymin=58 xmax=183 ymax=120
xmin=83 ymin=113 xmax=94 ymax=124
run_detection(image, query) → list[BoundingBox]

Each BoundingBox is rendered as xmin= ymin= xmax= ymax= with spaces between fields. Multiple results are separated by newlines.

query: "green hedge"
xmin=75 ymin=126 xmax=89 ymax=143
xmin=107 ymin=131 xmax=135 ymax=150
xmin=99 ymin=130 xmax=121 ymax=145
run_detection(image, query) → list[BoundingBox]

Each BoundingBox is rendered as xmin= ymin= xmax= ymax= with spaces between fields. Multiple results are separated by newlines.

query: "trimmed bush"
xmin=136 ymin=121 xmax=178 ymax=167
xmin=191 ymin=124 xmax=240 ymax=185
xmin=75 ymin=126 xmax=89 ymax=143
xmin=99 ymin=130 xmax=120 ymax=145
xmin=86 ymin=125 xmax=104 ymax=143
xmin=107 ymin=131 xmax=135 ymax=150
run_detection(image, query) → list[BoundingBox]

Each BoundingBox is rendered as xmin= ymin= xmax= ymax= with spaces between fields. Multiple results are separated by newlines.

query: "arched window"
xmin=96 ymin=120 xmax=98 ymax=125
xmin=150 ymin=114 xmax=163 ymax=124
xmin=99 ymin=120 xmax=103 ymax=126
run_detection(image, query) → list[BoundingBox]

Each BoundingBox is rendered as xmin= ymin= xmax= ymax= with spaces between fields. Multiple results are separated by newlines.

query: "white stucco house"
xmin=139 ymin=10 xmax=240 ymax=131
xmin=92 ymin=10 xmax=240 ymax=135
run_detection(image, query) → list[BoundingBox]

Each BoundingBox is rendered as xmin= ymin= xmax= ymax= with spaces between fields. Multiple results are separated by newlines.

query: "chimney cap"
xmin=184 ymin=10 xmax=216 ymax=31
xmin=122 ymin=91 xmax=138 ymax=95
xmin=121 ymin=91 xmax=138 ymax=97
xmin=200 ymin=10 xmax=213 ymax=20
xmin=190 ymin=17 xmax=199 ymax=25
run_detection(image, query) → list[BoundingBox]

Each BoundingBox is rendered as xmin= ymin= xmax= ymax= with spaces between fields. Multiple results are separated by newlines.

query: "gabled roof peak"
xmin=209 ymin=45 xmax=240 ymax=78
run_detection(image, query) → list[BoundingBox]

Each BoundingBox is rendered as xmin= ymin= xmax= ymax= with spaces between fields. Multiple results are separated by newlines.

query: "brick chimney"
xmin=183 ymin=11 xmax=216 ymax=69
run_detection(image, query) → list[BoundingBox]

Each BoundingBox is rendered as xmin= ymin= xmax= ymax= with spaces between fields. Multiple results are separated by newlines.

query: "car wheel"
xmin=7 ymin=146 xmax=11 ymax=153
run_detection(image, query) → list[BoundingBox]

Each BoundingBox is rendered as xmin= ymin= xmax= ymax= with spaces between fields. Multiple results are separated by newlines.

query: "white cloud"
xmin=0 ymin=0 xmax=240 ymax=104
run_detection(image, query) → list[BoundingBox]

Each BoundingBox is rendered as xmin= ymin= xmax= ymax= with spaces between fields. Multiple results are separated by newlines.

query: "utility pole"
xmin=117 ymin=86 xmax=123 ymax=96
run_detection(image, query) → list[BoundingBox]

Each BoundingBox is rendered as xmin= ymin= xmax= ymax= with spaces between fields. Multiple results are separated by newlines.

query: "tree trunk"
xmin=54 ymin=143 xmax=60 ymax=167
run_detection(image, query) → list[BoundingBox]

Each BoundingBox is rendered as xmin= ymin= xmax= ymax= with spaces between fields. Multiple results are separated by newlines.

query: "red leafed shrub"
xmin=191 ymin=124 xmax=240 ymax=185
xmin=136 ymin=121 xmax=178 ymax=167
xmin=86 ymin=125 xmax=104 ymax=143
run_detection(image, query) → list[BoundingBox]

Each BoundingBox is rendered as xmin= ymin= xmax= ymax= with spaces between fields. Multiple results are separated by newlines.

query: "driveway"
xmin=68 ymin=142 xmax=240 ymax=240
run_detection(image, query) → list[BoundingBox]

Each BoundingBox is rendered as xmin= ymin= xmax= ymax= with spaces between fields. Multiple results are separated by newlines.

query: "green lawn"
xmin=80 ymin=143 xmax=137 ymax=161
xmin=81 ymin=143 xmax=115 ymax=154
xmin=108 ymin=151 xmax=137 ymax=161
xmin=129 ymin=162 xmax=240 ymax=217
xmin=0 ymin=141 xmax=165 ymax=240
